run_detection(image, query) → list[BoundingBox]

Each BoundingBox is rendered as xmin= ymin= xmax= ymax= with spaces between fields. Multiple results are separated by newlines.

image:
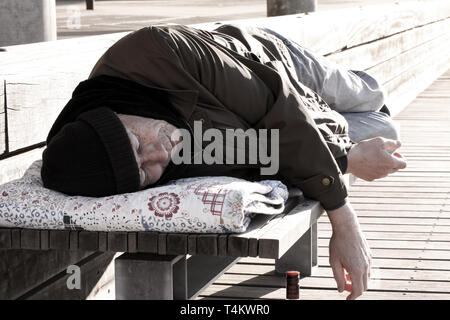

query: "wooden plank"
xmin=136 ymin=232 xmax=158 ymax=253
xmin=217 ymin=234 xmax=228 ymax=256
xmin=315 ymin=256 xmax=450 ymax=271
xmin=197 ymin=0 xmax=450 ymax=55
xmin=371 ymin=30 xmax=450 ymax=90
xmin=78 ymin=231 xmax=99 ymax=251
xmin=107 ymin=232 xmax=127 ymax=252
xmin=0 ymin=228 xmax=11 ymax=249
xmin=4 ymin=77 xmax=87 ymax=152
xmin=319 ymin=230 xmax=450 ymax=242
xmin=383 ymin=38 xmax=450 ymax=116
xmin=0 ymin=78 xmax=5 ymax=154
xmin=258 ymin=200 xmax=323 ymax=259
xmin=318 ymin=238 xmax=450 ymax=251
xmin=227 ymin=212 xmax=281 ymax=257
xmin=350 ymin=210 xmax=450 ymax=219
xmin=226 ymin=235 xmax=248 ymax=257
xmin=337 ymin=217 xmax=450 ymax=226
xmin=187 ymin=234 xmax=197 ymax=255
xmin=318 ymin=221 xmax=438 ymax=233
xmin=69 ymin=231 xmax=79 ymax=250
xmin=20 ymin=229 xmax=40 ymax=250
xmin=328 ymin=18 xmax=450 ymax=71
xmin=49 ymin=230 xmax=70 ymax=250
xmin=98 ymin=232 xmax=107 ymax=252
xmin=197 ymin=234 xmax=218 ymax=256
xmin=351 ymin=203 xmax=448 ymax=212
xmin=127 ymin=232 xmax=137 ymax=253
xmin=166 ymin=233 xmax=187 ymax=255
xmin=199 ymin=284 xmax=450 ymax=300
xmin=307 ymin=255 xmax=434 ymax=270
xmin=40 ymin=230 xmax=49 ymax=250
xmin=235 ymin=210 xmax=295 ymax=259
xmin=11 ymin=229 xmax=22 ymax=249
xmin=349 ymin=191 xmax=449 ymax=199
xmin=157 ymin=233 xmax=167 ymax=255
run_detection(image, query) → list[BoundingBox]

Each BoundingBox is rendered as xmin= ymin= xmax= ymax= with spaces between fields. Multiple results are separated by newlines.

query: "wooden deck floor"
xmin=198 ymin=68 xmax=450 ymax=300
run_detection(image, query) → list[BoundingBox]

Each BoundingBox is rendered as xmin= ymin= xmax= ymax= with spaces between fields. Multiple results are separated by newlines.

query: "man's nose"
xmin=138 ymin=142 xmax=169 ymax=165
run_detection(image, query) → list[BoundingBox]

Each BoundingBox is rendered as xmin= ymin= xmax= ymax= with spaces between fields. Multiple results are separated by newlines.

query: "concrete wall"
xmin=0 ymin=0 xmax=57 ymax=47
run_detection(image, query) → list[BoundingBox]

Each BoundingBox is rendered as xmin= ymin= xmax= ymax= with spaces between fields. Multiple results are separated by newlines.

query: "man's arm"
xmin=326 ymin=136 xmax=406 ymax=299
xmin=327 ymin=202 xmax=372 ymax=300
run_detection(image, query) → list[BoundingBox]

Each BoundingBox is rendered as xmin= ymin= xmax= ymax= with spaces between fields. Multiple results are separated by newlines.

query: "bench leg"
xmin=275 ymin=222 xmax=318 ymax=276
xmin=115 ymin=253 xmax=187 ymax=300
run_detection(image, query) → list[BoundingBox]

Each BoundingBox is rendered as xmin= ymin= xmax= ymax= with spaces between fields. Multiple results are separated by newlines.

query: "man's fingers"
xmin=330 ymin=262 xmax=346 ymax=292
xmin=363 ymin=271 xmax=369 ymax=291
xmin=391 ymin=152 xmax=407 ymax=170
xmin=346 ymin=273 xmax=364 ymax=300
xmin=382 ymin=139 xmax=402 ymax=152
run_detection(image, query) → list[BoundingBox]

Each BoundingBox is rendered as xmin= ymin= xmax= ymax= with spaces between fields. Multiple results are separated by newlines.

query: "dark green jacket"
xmin=89 ymin=24 xmax=351 ymax=210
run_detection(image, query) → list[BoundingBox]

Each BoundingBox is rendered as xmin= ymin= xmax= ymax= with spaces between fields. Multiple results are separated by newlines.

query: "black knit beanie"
xmin=41 ymin=107 xmax=140 ymax=197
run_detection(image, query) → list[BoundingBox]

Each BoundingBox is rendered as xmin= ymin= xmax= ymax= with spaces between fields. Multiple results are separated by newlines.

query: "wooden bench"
xmin=0 ymin=1 xmax=449 ymax=299
xmin=0 ymin=192 xmax=322 ymax=299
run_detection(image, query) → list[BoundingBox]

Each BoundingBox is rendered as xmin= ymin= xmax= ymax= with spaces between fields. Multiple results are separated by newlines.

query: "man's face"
xmin=117 ymin=114 xmax=180 ymax=187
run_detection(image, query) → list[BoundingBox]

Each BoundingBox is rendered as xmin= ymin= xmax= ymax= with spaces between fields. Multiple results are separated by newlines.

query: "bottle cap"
xmin=286 ymin=271 xmax=300 ymax=277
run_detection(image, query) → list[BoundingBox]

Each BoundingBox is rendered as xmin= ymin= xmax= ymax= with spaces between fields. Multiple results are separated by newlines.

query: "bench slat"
xmin=197 ymin=234 xmax=218 ymax=256
xmin=107 ymin=232 xmax=127 ymax=252
xmin=187 ymin=234 xmax=197 ymax=255
xmin=49 ymin=230 xmax=70 ymax=250
xmin=158 ymin=233 xmax=167 ymax=255
xmin=127 ymin=232 xmax=137 ymax=253
xmin=0 ymin=228 xmax=11 ymax=249
xmin=69 ymin=231 xmax=79 ymax=250
xmin=0 ymin=78 xmax=5 ymax=154
xmin=166 ymin=233 xmax=188 ymax=255
xmin=20 ymin=229 xmax=40 ymax=250
xmin=78 ymin=231 xmax=98 ymax=251
xmin=11 ymin=229 xmax=20 ymax=249
xmin=258 ymin=200 xmax=323 ymax=259
xmin=226 ymin=194 xmax=303 ymax=258
xmin=136 ymin=232 xmax=158 ymax=253
xmin=40 ymin=230 xmax=49 ymax=250
xmin=328 ymin=18 xmax=450 ymax=71
xmin=218 ymin=234 xmax=228 ymax=256
xmin=98 ymin=231 xmax=107 ymax=252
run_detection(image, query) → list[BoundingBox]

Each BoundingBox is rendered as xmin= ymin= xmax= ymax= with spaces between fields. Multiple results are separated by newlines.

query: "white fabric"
xmin=0 ymin=160 xmax=288 ymax=233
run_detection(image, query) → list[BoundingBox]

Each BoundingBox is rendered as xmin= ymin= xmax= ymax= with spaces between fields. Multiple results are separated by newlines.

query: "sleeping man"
xmin=41 ymin=24 xmax=407 ymax=299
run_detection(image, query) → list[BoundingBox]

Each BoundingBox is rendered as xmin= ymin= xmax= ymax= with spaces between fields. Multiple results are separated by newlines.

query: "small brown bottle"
xmin=286 ymin=271 xmax=300 ymax=300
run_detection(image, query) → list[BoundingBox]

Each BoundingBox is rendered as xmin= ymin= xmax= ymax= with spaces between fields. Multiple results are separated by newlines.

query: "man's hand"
xmin=347 ymin=137 xmax=407 ymax=181
xmin=327 ymin=202 xmax=372 ymax=300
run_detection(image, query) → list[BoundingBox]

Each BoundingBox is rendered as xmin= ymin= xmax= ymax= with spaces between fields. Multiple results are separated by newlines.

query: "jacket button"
xmin=322 ymin=177 xmax=331 ymax=186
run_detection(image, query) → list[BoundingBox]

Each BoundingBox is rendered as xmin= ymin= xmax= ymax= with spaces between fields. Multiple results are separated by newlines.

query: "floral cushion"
xmin=0 ymin=161 xmax=289 ymax=233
